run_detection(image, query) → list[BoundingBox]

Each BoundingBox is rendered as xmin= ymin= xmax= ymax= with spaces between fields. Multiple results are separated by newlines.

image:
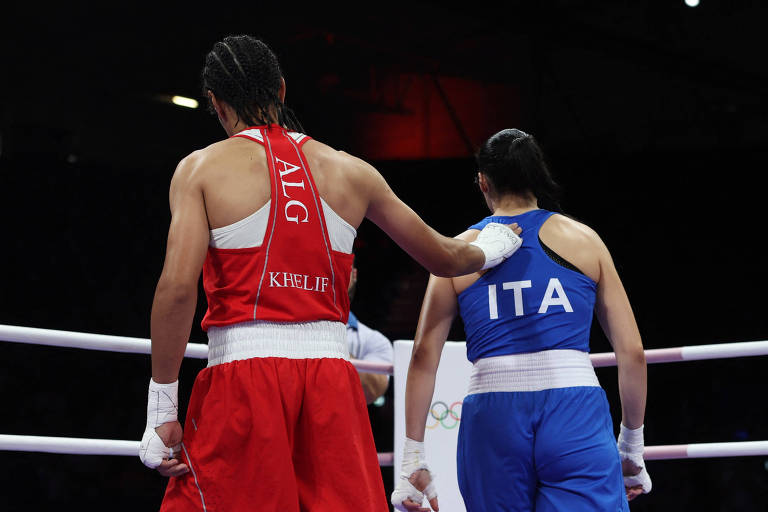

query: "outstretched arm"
xmin=363 ymin=163 xmax=518 ymax=277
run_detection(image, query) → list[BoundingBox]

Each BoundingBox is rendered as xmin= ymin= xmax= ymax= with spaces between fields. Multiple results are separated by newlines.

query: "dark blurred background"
xmin=1 ymin=2 xmax=767 ymax=510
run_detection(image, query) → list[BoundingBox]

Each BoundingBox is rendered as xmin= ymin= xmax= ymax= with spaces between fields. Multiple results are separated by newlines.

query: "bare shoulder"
xmin=297 ymin=139 xmax=383 ymax=228
xmin=173 ymin=140 xmax=224 ymax=176
xmin=543 ymin=214 xmax=606 ymax=251
xmin=173 ymin=138 xmax=256 ymax=183
xmin=168 ymin=139 xmax=234 ymax=194
xmin=309 ymin=140 xmax=378 ymax=175
xmin=303 ymin=139 xmax=384 ymax=195
xmin=540 ymin=214 xmax=608 ymax=282
xmin=170 ymin=149 xmax=207 ymax=187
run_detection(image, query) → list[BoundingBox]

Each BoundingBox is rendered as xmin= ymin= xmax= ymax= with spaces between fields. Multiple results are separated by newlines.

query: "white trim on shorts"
xmin=467 ymin=349 xmax=600 ymax=394
xmin=180 ymin=443 xmax=208 ymax=511
xmin=206 ymin=320 xmax=349 ymax=367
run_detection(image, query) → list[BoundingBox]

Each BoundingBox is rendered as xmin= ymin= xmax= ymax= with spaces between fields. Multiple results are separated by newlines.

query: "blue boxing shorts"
xmin=457 ymin=386 xmax=628 ymax=511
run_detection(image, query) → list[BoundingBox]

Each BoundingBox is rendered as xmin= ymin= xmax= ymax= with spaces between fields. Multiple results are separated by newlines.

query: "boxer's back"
xmin=188 ymin=133 xmax=370 ymax=234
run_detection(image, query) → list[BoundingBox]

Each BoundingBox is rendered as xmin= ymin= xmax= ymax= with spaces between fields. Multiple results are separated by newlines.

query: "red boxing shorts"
xmin=159 ymin=321 xmax=388 ymax=511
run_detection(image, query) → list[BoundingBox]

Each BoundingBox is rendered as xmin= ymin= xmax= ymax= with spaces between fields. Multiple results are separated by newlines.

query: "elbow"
xmin=424 ymin=247 xmax=457 ymax=278
xmin=429 ymin=264 xmax=455 ymax=278
xmin=410 ymin=342 xmax=441 ymax=374
xmin=155 ymin=277 xmax=198 ymax=306
xmin=617 ymin=342 xmax=646 ymax=367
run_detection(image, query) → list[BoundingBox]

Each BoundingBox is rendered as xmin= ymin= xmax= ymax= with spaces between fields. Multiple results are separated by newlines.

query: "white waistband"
xmin=467 ymin=350 xmax=600 ymax=394
xmin=206 ymin=320 xmax=349 ymax=367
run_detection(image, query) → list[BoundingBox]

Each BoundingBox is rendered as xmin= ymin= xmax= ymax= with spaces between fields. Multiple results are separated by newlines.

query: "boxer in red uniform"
xmin=138 ymin=35 xmax=522 ymax=511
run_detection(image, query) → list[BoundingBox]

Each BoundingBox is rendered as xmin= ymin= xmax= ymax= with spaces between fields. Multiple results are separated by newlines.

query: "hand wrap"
xmin=470 ymin=222 xmax=523 ymax=270
xmin=391 ymin=438 xmax=437 ymax=511
xmin=617 ymin=423 xmax=652 ymax=494
xmin=139 ymin=379 xmax=179 ymax=469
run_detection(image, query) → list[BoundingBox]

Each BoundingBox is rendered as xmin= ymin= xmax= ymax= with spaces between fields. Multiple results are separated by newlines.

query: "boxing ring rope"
xmin=4 ymin=324 xmax=768 ymax=373
xmin=0 ymin=324 xmax=208 ymax=360
xmin=588 ymin=340 xmax=768 ymax=368
xmin=3 ymin=324 xmax=768 ymax=466
xmin=2 ymin=434 xmax=765 ymax=462
xmin=0 ymin=434 xmax=401 ymax=464
xmin=0 ymin=324 xmax=392 ymax=374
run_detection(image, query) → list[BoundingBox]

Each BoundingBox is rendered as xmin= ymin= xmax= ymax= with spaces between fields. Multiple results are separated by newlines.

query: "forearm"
xmin=366 ymin=188 xmax=487 ymax=277
xmin=404 ymin=349 xmax=441 ymax=441
xmin=595 ymin=253 xmax=647 ymax=430
xmin=393 ymin=220 xmax=485 ymax=278
xmin=431 ymin=238 xmax=485 ymax=278
xmin=150 ymin=280 xmax=198 ymax=384
xmin=357 ymin=370 xmax=389 ymax=403
xmin=616 ymin=347 xmax=647 ymax=429
xmin=428 ymin=223 xmax=521 ymax=277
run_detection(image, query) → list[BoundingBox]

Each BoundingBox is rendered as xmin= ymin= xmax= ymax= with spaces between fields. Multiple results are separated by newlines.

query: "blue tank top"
xmin=458 ymin=209 xmax=597 ymax=362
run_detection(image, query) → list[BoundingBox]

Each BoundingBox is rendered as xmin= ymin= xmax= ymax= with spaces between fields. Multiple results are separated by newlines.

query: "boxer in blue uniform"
xmin=392 ymin=129 xmax=651 ymax=512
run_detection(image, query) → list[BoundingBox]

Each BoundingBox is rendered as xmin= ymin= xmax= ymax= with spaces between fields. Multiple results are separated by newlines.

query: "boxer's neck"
xmin=489 ymin=193 xmax=538 ymax=217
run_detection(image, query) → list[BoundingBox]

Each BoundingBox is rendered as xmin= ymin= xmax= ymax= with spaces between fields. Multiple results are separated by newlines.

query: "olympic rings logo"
xmin=425 ymin=400 xmax=463 ymax=430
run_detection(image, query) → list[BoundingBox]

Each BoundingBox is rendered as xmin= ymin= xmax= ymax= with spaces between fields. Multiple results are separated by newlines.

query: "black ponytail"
xmin=476 ymin=129 xmax=562 ymax=212
xmin=201 ymin=35 xmax=304 ymax=133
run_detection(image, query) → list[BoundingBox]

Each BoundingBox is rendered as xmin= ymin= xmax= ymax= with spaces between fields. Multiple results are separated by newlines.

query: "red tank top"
xmin=201 ymin=125 xmax=354 ymax=331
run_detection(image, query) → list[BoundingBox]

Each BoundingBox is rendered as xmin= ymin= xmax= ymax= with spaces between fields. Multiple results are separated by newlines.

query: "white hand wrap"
xmin=617 ymin=424 xmax=652 ymax=494
xmin=139 ymin=379 xmax=179 ymax=469
xmin=391 ymin=438 xmax=437 ymax=511
xmin=470 ymin=222 xmax=523 ymax=270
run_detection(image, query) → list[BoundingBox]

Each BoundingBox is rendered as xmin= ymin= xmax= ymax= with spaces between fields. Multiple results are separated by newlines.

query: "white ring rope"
xmin=0 ymin=324 xmax=389 ymax=374
xmin=0 ymin=324 xmax=208 ymax=358
xmin=644 ymin=441 xmax=768 ymax=460
xmin=2 ymin=435 xmax=767 ymax=463
xmin=3 ymin=324 xmax=768 ymax=466
xmin=2 ymin=325 xmax=768 ymax=376
xmin=589 ymin=340 xmax=768 ymax=368
xmin=0 ymin=435 xmax=139 ymax=456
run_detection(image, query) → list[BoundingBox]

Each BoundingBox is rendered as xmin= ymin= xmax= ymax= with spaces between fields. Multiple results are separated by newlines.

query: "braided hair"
xmin=202 ymin=35 xmax=304 ymax=132
xmin=476 ymin=129 xmax=562 ymax=212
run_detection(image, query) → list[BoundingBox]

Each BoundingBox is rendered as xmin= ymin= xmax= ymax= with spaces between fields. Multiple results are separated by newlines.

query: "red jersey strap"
xmin=232 ymin=125 xmax=313 ymax=149
xmin=251 ymin=125 xmax=343 ymax=321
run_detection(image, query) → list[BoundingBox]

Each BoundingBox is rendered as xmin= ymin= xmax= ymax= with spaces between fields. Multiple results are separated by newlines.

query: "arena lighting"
xmin=685 ymin=0 xmax=700 ymax=7
xmin=171 ymin=95 xmax=199 ymax=109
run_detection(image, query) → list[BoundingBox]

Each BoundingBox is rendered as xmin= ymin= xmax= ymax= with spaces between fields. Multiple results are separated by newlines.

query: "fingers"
xmin=402 ymin=499 xmax=431 ymax=512
xmin=626 ymin=485 xmax=643 ymax=501
xmin=157 ymin=458 xmax=189 ymax=478
xmin=508 ymin=222 xmax=522 ymax=235
xmin=392 ymin=479 xmax=426 ymax=511
xmin=399 ymin=494 xmax=438 ymax=511
xmin=622 ymin=462 xmax=652 ymax=494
